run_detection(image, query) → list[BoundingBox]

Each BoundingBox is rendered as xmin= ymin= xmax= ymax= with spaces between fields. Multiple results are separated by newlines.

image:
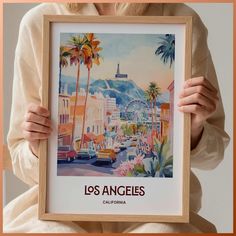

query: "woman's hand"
xmin=21 ymin=103 xmax=52 ymax=157
xmin=178 ymin=76 xmax=219 ymax=149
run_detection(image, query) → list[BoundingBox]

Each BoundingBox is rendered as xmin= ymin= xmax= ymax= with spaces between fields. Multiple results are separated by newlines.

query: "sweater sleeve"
xmin=6 ymin=3 xmax=81 ymax=186
xmin=7 ymin=11 xmax=42 ymax=186
xmin=190 ymin=53 xmax=230 ymax=170
xmin=162 ymin=3 xmax=230 ymax=169
xmin=176 ymin=4 xmax=231 ymax=169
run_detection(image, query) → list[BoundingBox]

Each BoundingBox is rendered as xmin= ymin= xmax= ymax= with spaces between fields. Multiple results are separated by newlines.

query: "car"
xmin=76 ymin=148 xmax=96 ymax=159
xmin=119 ymin=142 xmax=127 ymax=151
xmin=124 ymin=140 xmax=131 ymax=147
xmin=58 ymin=146 xmax=76 ymax=163
xmin=131 ymin=137 xmax=138 ymax=141
xmin=97 ymin=149 xmax=116 ymax=163
xmin=113 ymin=146 xmax=121 ymax=154
xmin=127 ymin=149 xmax=137 ymax=161
xmin=130 ymin=141 xmax=137 ymax=147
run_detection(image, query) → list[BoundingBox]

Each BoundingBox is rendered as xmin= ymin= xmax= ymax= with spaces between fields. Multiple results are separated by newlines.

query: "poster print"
xmin=40 ymin=16 xmax=191 ymax=222
xmin=57 ymin=33 xmax=175 ymax=178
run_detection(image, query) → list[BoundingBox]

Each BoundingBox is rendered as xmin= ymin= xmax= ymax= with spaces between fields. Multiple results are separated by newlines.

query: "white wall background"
xmin=3 ymin=3 xmax=233 ymax=233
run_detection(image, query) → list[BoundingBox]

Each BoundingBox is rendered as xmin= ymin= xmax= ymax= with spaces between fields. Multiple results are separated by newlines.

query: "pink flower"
xmin=113 ymin=154 xmax=145 ymax=177
xmin=133 ymin=154 xmax=144 ymax=165
xmin=113 ymin=160 xmax=135 ymax=176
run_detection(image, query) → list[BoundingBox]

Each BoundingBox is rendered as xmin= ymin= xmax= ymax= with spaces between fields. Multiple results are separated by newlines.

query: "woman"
xmin=4 ymin=2 xmax=230 ymax=233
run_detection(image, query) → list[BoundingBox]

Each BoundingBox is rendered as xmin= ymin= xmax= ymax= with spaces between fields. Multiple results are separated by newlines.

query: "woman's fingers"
xmin=178 ymin=93 xmax=217 ymax=112
xmin=22 ymin=121 xmax=52 ymax=134
xmin=179 ymin=76 xmax=219 ymax=114
xmin=23 ymin=130 xmax=50 ymax=141
xmin=27 ymin=103 xmax=50 ymax=117
xmin=25 ymin=112 xmax=51 ymax=128
xmin=178 ymin=104 xmax=209 ymax=116
xmin=184 ymin=76 xmax=218 ymax=93
xmin=179 ymin=85 xmax=219 ymax=101
xmin=22 ymin=103 xmax=52 ymax=142
xmin=22 ymin=104 xmax=52 ymax=156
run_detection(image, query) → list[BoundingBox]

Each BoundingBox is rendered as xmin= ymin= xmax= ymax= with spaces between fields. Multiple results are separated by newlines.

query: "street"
xmin=57 ymin=147 xmax=135 ymax=176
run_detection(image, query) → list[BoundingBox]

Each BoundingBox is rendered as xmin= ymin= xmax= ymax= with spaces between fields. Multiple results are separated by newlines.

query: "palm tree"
xmin=148 ymin=82 xmax=161 ymax=130
xmin=80 ymin=33 xmax=102 ymax=147
xmin=144 ymin=91 xmax=154 ymax=132
xmin=155 ymin=34 xmax=175 ymax=67
xmin=145 ymin=82 xmax=161 ymax=131
xmin=59 ymin=46 xmax=70 ymax=94
xmin=68 ymin=35 xmax=91 ymax=145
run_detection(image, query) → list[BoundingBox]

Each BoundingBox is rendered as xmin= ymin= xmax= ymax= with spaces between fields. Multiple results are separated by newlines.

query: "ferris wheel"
xmin=125 ymin=99 xmax=149 ymax=122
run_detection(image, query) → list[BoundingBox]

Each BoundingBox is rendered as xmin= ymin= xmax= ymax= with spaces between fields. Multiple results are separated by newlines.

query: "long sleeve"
xmin=7 ymin=56 xmax=40 ymax=186
xmin=6 ymin=3 xmax=70 ymax=186
xmin=189 ymin=9 xmax=230 ymax=170
xmin=162 ymin=3 xmax=230 ymax=170
xmin=7 ymin=10 xmax=42 ymax=186
xmin=189 ymin=10 xmax=230 ymax=170
xmin=190 ymin=53 xmax=230 ymax=170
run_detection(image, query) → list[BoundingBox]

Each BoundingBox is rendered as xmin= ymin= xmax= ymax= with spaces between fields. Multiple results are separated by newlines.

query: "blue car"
xmin=76 ymin=149 xmax=96 ymax=159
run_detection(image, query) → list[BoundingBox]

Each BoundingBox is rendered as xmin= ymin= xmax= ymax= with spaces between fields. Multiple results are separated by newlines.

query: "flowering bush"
xmin=113 ymin=154 xmax=145 ymax=177
xmin=113 ymin=139 xmax=173 ymax=178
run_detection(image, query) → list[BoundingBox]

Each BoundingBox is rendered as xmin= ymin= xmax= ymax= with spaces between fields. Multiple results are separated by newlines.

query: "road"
xmin=57 ymin=147 xmax=135 ymax=176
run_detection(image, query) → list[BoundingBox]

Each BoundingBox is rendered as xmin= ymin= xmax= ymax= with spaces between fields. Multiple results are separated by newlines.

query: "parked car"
xmin=76 ymin=148 xmax=96 ymax=159
xmin=131 ymin=137 xmax=138 ymax=141
xmin=130 ymin=140 xmax=137 ymax=147
xmin=127 ymin=149 xmax=137 ymax=161
xmin=119 ymin=142 xmax=127 ymax=151
xmin=113 ymin=146 xmax=121 ymax=154
xmin=97 ymin=149 xmax=116 ymax=163
xmin=58 ymin=146 xmax=76 ymax=163
xmin=124 ymin=140 xmax=131 ymax=148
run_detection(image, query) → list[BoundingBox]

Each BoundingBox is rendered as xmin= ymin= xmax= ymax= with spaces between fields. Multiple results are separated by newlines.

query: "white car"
xmin=119 ymin=143 xmax=127 ymax=150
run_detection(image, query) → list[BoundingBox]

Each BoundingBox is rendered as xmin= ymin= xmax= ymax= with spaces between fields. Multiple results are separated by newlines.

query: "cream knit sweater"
xmin=4 ymin=3 xmax=230 ymax=233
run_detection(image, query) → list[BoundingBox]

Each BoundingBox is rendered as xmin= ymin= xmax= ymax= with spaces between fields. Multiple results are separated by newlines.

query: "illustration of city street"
xmin=58 ymin=147 xmax=136 ymax=176
xmin=57 ymin=33 xmax=175 ymax=178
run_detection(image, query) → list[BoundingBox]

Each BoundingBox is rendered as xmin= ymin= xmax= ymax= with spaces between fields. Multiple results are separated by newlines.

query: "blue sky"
xmin=60 ymin=33 xmax=174 ymax=91
xmin=61 ymin=33 xmax=163 ymax=60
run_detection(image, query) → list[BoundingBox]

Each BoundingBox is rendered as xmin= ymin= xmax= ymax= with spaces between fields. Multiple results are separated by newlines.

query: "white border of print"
xmin=39 ymin=16 xmax=191 ymax=223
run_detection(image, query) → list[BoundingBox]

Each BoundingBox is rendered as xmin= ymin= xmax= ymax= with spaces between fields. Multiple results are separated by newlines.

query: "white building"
xmin=106 ymin=97 xmax=117 ymax=111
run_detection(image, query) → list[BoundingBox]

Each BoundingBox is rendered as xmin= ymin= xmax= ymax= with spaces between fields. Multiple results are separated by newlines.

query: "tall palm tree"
xmin=145 ymin=82 xmax=161 ymax=147
xmin=68 ymin=35 xmax=91 ymax=145
xmin=148 ymin=82 xmax=161 ymax=130
xmin=59 ymin=46 xmax=70 ymax=94
xmin=80 ymin=33 xmax=102 ymax=147
xmin=155 ymin=34 xmax=175 ymax=67
xmin=144 ymin=91 xmax=154 ymax=132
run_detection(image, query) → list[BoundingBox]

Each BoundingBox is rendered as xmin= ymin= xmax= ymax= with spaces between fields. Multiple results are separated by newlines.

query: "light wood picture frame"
xmin=39 ymin=15 xmax=192 ymax=223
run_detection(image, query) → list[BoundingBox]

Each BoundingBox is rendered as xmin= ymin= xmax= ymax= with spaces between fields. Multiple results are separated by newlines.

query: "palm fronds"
xmin=155 ymin=34 xmax=175 ymax=67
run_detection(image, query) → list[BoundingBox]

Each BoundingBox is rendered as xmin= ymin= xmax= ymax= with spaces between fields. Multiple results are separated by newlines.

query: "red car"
xmin=58 ymin=146 xmax=76 ymax=163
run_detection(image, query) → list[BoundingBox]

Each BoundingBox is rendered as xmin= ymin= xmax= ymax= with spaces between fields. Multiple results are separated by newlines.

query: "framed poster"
xmin=39 ymin=15 xmax=192 ymax=222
